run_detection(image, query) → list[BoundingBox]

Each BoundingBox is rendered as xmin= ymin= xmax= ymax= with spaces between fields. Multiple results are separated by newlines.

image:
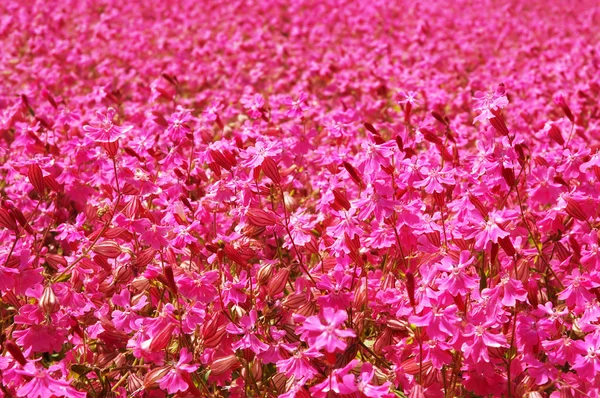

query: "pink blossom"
xmin=297 ymin=308 xmax=356 ymax=353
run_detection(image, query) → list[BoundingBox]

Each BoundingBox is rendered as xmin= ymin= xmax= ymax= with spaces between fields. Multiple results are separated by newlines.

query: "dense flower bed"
xmin=1 ymin=0 xmax=600 ymax=396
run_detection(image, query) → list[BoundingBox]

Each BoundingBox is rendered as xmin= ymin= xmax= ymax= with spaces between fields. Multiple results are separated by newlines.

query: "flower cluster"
xmin=1 ymin=0 xmax=600 ymax=397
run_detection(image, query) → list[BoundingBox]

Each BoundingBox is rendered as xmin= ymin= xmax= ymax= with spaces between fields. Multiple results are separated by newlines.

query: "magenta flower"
xmin=297 ymin=308 xmax=356 ymax=353
xmin=240 ymin=139 xmax=282 ymax=168
xmin=226 ymin=309 xmax=269 ymax=354
xmin=83 ymin=107 xmax=132 ymax=143
xmin=462 ymin=318 xmax=509 ymax=362
xmin=573 ymin=332 xmax=600 ymax=379
xmin=436 ymin=251 xmax=478 ymax=296
xmin=14 ymin=363 xmax=86 ymax=398
xmin=158 ymin=348 xmax=199 ymax=394
xmin=283 ymin=92 xmax=308 ymax=118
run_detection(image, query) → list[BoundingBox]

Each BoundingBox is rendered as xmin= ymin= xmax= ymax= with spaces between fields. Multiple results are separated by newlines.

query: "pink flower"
xmin=436 ymin=251 xmax=478 ymax=296
xmin=276 ymin=346 xmax=321 ymax=379
xmin=241 ymin=93 xmax=265 ymax=119
xmin=297 ymin=308 xmax=356 ymax=353
xmin=111 ymin=289 xmax=148 ymax=333
xmin=226 ymin=309 xmax=269 ymax=354
xmin=462 ymin=318 xmax=509 ymax=363
xmin=473 ymin=86 xmax=509 ymax=124
xmin=83 ymin=107 xmax=132 ymax=143
xmin=573 ymin=332 xmax=600 ymax=379
xmin=240 ymin=140 xmax=282 ymax=168
xmin=158 ymin=348 xmax=199 ymax=394
xmin=283 ymin=92 xmax=308 ymax=118
xmin=14 ymin=363 xmax=86 ymax=398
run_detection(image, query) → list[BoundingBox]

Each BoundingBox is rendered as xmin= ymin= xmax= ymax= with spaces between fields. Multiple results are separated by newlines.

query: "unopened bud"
xmin=547 ymin=123 xmax=564 ymax=146
xmin=210 ymin=355 xmax=240 ymax=376
xmin=332 ymin=188 xmax=351 ymax=211
xmin=143 ymin=366 xmax=170 ymax=388
xmin=92 ymin=241 xmax=122 ymax=259
xmin=262 ymin=157 xmax=281 ymax=184
xmin=257 ymin=263 xmax=274 ymax=286
xmin=28 ymin=164 xmax=46 ymax=195
xmin=0 ymin=208 xmax=18 ymax=232
xmin=164 ymin=265 xmax=178 ymax=294
xmin=246 ymin=208 xmax=278 ymax=227
xmin=554 ymin=94 xmax=574 ymax=123
xmin=565 ymin=197 xmax=587 ymax=221
xmin=40 ymin=285 xmax=59 ymax=314
xmin=342 ymin=161 xmax=363 ymax=187
xmin=148 ymin=324 xmax=176 ymax=351
xmin=406 ymin=272 xmax=416 ymax=308
xmin=267 ymin=268 xmax=290 ymax=296
xmin=102 ymin=140 xmax=119 ymax=158
xmin=5 ymin=340 xmax=27 ymax=366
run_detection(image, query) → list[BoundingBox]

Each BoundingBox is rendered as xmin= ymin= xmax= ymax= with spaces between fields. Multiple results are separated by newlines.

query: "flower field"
xmin=1 ymin=0 xmax=600 ymax=396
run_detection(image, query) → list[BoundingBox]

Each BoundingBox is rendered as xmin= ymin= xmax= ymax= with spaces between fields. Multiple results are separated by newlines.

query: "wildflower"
xmin=158 ymin=348 xmax=199 ymax=394
xmin=297 ymin=308 xmax=356 ymax=353
xmin=83 ymin=107 xmax=132 ymax=143
xmin=226 ymin=309 xmax=269 ymax=354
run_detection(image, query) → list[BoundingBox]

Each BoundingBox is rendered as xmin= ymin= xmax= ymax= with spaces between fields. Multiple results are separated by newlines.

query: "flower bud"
xmin=267 ymin=268 xmax=290 ymax=296
xmin=210 ymin=149 xmax=232 ymax=171
xmin=10 ymin=208 xmax=33 ymax=234
xmin=283 ymin=292 xmax=309 ymax=309
xmin=296 ymin=301 xmax=317 ymax=317
xmin=547 ymin=123 xmax=564 ymax=145
xmin=565 ymin=197 xmax=587 ymax=221
xmin=102 ymin=140 xmax=119 ymax=158
xmin=0 ymin=208 xmax=18 ymax=232
xmin=143 ymin=366 xmax=170 ymax=388
xmin=489 ymin=109 xmax=509 ymax=136
xmin=114 ymin=265 xmax=133 ymax=284
xmin=127 ymin=373 xmax=143 ymax=393
xmin=40 ymin=285 xmax=59 ymax=314
xmin=342 ymin=161 xmax=363 ymax=187
xmin=246 ymin=208 xmax=278 ymax=227
xmin=498 ymin=236 xmax=516 ymax=257
xmin=262 ymin=157 xmax=281 ymax=184
xmin=134 ymin=248 xmax=157 ymax=268
xmin=92 ymin=241 xmax=122 ymax=258
xmin=148 ymin=324 xmax=176 ymax=352
xmin=406 ymin=272 xmax=416 ymax=308
xmin=374 ymin=327 xmax=394 ymax=354
xmin=257 ymin=263 xmax=274 ymax=286
xmin=164 ymin=265 xmax=178 ymax=294
xmin=283 ymin=192 xmax=296 ymax=211
xmin=28 ymin=164 xmax=46 ymax=195
xmin=353 ymin=283 xmax=367 ymax=310
xmin=332 ymin=188 xmax=351 ymax=211
xmin=5 ymin=340 xmax=27 ymax=366
xmin=501 ymin=166 xmax=516 ymax=187
xmin=210 ymin=354 xmax=240 ymax=376
xmin=554 ymin=94 xmax=574 ymax=123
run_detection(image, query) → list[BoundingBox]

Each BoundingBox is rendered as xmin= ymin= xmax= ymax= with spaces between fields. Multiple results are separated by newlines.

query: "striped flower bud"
xmin=547 ymin=123 xmax=564 ymax=145
xmin=92 ymin=241 xmax=122 ymax=258
xmin=262 ymin=157 xmax=281 ymax=184
xmin=267 ymin=268 xmax=290 ymax=296
xmin=554 ymin=94 xmax=574 ymax=123
xmin=5 ymin=340 xmax=27 ymax=366
xmin=40 ymin=285 xmax=59 ymax=314
xmin=246 ymin=208 xmax=278 ymax=227
xmin=45 ymin=254 xmax=67 ymax=272
xmin=332 ymin=188 xmax=351 ymax=211
xmin=565 ymin=197 xmax=587 ymax=221
xmin=28 ymin=164 xmax=45 ymax=195
xmin=210 ymin=355 xmax=240 ymax=376
xmin=0 ymin=208 xmax=18 ymax=232
xmin=148 ymin=324 xmax=176 ymax=351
